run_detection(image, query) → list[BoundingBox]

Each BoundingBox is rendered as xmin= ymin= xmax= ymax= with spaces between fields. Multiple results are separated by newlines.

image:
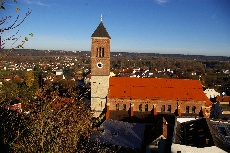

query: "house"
xmin=8 ymin=99 xmax=22 ymax=113
xmin=92 ymin=115 xmax=175 ymax=153
xmin=173 ymin=118 xmax=229 ymax=152
xmin=56 ymin=69 xmax=63 ymax=76
xmin=204 ymin=88 xmax=220 ymax=99
xmin=214 ymin=96 xmax=230 ymax=120
xmin=91 ymin=119 xmax=145 ymax=151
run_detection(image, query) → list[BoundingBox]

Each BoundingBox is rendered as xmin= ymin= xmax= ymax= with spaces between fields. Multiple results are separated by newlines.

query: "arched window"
xmin=139 ymin=104 xmax=142 ymax=112
xmin=192 ymin=106 xmax=196 ymax=113
xmin=123 ymin=104 xmax=126 ymax=110
xmin=116 ymin=103 xmax=119 ymax=110
xmin=145 ymin=104 xmax=148 ymax=111
xmin=186 ymin=106 xmax=190 ymax=113
xmin=161 ymin=105 xmax=165 ymax=112
xmin=168 ymin=105 xmax=171 ymax=112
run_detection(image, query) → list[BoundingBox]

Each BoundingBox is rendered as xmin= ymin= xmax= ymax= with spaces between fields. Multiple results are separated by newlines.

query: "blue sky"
xmin=1 ymin=0 xmax=230 ymax=56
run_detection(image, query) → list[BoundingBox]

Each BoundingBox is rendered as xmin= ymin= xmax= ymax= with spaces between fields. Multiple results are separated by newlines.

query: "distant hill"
xmin=1 ymin=49 xmax=229 ymax=61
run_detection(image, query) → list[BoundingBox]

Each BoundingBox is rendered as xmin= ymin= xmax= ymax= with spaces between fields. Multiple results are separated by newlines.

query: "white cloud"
xmin=21 ymin=0 xmax=33 ymax=4
xmin=21 ymin=0 xmax=50 ymax=7
xmin=36 ymin=1 xmax=50 ymax=7
xmin=155 ymin=0 xmax=169 ymax=5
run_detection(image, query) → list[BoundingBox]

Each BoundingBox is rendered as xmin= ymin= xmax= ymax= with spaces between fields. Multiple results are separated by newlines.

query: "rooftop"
xmin=108 ymin=77 xmax=207 ymax=102
xmin=91 ymin=21 xmax=111 ymax=39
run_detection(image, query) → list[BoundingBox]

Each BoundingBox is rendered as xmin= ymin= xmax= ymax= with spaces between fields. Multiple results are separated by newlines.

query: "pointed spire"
xmin=91 ymin=15 xmax=111 ymax=39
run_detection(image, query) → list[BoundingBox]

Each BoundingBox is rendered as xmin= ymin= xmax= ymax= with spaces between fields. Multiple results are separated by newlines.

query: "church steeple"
xmin=91 ymin=17 xmax=111 ymax=117
xmin=91 ymin=17 xmax=111 ymax=39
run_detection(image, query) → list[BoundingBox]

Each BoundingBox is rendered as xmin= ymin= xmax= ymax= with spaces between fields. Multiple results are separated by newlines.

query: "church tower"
xmin=91 ymin=16 xmax=111 ymax=117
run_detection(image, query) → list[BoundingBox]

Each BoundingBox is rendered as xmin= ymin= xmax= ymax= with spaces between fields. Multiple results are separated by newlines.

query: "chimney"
xmin=162 ymin=117 xmax=168 ymax=138
xmin=152 ymin=104 xmax=157 ymax=116
xmin=129 ymin=103 xmax=134 ymax=117
xmin=106 ymin=102 xmax=110 ymax=120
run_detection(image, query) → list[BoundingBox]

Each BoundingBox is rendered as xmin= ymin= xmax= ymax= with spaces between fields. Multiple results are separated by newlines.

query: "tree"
xmin=0 ymin=80 xmax=19 ymax=102
xmin=24 ymin=70 xmax=34 ymax=88
xmin=0 ymin=0 xmax=33 ymax=60
xmin=0 ymin=86 xmax=97 ymax=152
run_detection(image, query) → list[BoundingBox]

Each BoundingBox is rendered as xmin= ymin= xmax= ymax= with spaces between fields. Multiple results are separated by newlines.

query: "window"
xmin=97 ymin=47 xmax=105 ymax=57
xmin=123 ymin=104 xmax=126 ymax=110
xmin=168 ymin=105 xmax=171 ymax=112
xmin=161 ymin=105 xmax=165 ymax=112
xmin=192 ymin=106 xmax=196 ymax=113
xmin=116 ymin=103 xmax=119 ymax=110
xmin=96 ymin=48 xmax=99 ymax=57
xmin=99 ymin=47 xmax=102 ymax=57
xmin=101 ymin=48 xmax=104 ymax=57
xmin=139 ymin=104 xmax=142 ymax=112
xmin=186 ymin=106 xmax=190 ymax=113
xmin=145 ymin=104 xmax=148 ymax=111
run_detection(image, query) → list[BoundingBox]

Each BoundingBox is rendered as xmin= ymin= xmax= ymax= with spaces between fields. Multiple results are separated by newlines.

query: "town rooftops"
xmin=108 ymin=77 xmax=207 ymax=101
xmin=91 ymin=21 xmax=111 ymax=39
xmin=216 ymin=96 xmax=230 ymax=102
xmin=91 ymin=119 xmax=145 ymax=149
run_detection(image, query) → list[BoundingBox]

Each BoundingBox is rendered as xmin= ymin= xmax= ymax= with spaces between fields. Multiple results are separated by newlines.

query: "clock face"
xmin=97 ymin=62 xmax=103 ymax=68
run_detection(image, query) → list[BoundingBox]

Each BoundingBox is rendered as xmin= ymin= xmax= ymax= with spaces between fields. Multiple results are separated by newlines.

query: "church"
xmin=90 ymin=18 xmax=212 ymax=119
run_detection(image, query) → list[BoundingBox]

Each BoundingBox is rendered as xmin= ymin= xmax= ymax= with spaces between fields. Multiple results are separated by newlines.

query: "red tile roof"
xmin=108 ymin=77 xmax=206 ymax=101
xmin=216 ymin=96 xmax=230 ymax=102
xmin=205 ymin=95 xmax=212 ymax=107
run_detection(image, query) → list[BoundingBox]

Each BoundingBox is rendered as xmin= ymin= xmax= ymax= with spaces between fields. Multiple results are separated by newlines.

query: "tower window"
xmin=97 ymin=47 xmax=105 ymax=57
xmin=145 ymin=104 xmax=148 ymax=111
xmin=96 ymin=48 xmax=99 ymax=57
xmin=139 ymin=104 xmax=142 ymax=112
xmin=116 ymin=103 xmax=119 ymax=110
xmin=186 ymin=106 xmax=190 ymax=113
xmin=101 ymin=48 xmax=104 ymax=57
